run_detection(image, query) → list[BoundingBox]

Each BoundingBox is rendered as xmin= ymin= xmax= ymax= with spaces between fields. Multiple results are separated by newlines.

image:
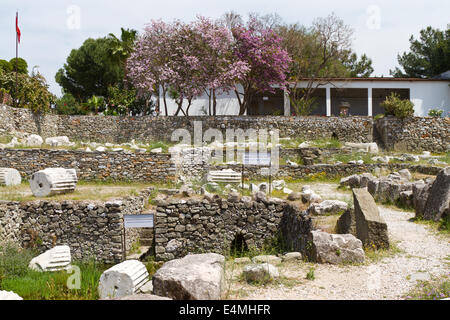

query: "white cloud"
xmin=1 ymin=0 xmax=448 ymax=95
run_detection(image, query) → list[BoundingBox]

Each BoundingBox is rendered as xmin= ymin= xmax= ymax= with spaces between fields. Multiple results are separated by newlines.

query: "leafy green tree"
xmin=390 ymin=26 xmax=450 ymax=78
xmin=9 ymin=58 xmax=28 ymax=74
xmin=277 ymin=14 xmax=373 ymax=114
xmin=0 ymin=69 xmax=55 ymax=113
xmin=342 ymin=52 xmax=374 ymax=77
xmin=55 ymin=37 xmax=123 ymax=101
xmin=0 ymin=60 xmax=12 ymax=72
xmin=107 ymin=28 xmax=137 ymax=85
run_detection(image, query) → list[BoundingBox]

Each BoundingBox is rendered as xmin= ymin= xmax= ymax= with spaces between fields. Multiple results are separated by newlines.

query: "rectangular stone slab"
xmin=353 ymin=188 xmax=389 ymax=249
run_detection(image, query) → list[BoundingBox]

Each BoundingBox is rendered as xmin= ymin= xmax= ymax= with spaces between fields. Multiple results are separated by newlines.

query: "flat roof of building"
xmin=294 ymin=77 xmax=450 ymax=82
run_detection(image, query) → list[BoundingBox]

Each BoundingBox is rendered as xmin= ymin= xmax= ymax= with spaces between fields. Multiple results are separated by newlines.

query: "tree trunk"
xmin=162 ymin=85 xmax=168 ymax=116
xmin=212 ymin=89 xmax=217 ymax=116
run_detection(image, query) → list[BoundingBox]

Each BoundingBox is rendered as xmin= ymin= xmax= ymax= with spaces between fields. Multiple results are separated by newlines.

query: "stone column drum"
xmin=29 ymin=168 xmax=78 ymax=197
xmin=0 ymin=168 xmax=21 ymax=186
xmin=98 ymin=260 xmax=150 ymax=299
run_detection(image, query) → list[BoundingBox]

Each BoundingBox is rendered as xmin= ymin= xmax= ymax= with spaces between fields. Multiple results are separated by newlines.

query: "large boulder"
xmin=29 ymin=245 xmax=71 ymax=272
xmin=423 ymin=167 xmax=450 ymax=221
xmin=0 ymin=168 xmax=21 ymax=186
xmin=306 ymin=230 xmax=365 ymax=264
xmin=340 ymin=174 xmax=361 ymax=188
xmin=336 ymin=209 xmax=356 ymax=236
xmin=152 ymin=253 xmax=225 ymax=300
xmin=243 ymin=263 xmax=279 ymax=283
xmin=0 ymin=290 xmax=23 ymax=300
xmin=307 ymin=200 xmax=348 ymax=216
xmin=98 ymin=260 xmax=150 ymax=300
xmin=413 ymin=180 xmax=433 ymax=218
xmin=353 ymin=188 xmax=389 ymax=249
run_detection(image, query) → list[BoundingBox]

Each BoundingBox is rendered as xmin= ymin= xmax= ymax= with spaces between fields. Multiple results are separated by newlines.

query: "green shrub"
xmin=381 ymin=93 xmax=414 ymax=119
xmin=428 ymin=109 xmax=444 ymax=117
xmin=0 ymin=59 xmax=12 ymax=72
xmin=55 ymin=93 xmax=88 ymax=115
xmin=0 ymin=69 xmax=55 ymax=113
xmin=9 ymin=57 xmax=28 ymax=74
xmin=373 ymin=113 xmax=384 ymax=120
xmin=0 ymin=243 xmax=38 ymax=280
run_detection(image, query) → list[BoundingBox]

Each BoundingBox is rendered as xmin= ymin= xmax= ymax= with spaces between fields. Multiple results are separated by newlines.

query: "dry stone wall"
xmin=0 ymin=104 xmax=372 ymax=143
xmin=0 ymin=188 xmax=154 ymax=264
xmin=0 ymin=149 xmax=176 ymax=182
xmin=2 ymin=105 xmax=448 ymax=152
xmin=153 ymin=195 xmax=312 ymax=261
xmin=376 ymin=116 xmax=450 ymax=152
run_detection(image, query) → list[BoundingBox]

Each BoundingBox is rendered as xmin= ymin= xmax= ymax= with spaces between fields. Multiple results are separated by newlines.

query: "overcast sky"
xmin=1 ymin=0 xmax=449 ymax=96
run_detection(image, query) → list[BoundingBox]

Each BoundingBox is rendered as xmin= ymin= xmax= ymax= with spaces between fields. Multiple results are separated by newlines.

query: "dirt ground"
xmin=224 ymin=184 xmax=450 ymax=300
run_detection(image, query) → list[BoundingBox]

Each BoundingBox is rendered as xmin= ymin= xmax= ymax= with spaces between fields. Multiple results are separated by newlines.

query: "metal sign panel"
xmin=243 ymin=151 xmax=271 ymax=166
xmin=124 ymin=214 xmax=154 ymax=228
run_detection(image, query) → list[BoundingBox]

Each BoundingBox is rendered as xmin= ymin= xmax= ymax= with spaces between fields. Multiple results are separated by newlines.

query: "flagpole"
xmin=15 ymin=11 xmax=18 ymax=107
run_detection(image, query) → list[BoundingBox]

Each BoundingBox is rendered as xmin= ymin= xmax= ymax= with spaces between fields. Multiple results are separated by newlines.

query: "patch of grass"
xmin=311 ymin=138 xmax=342 ymax=149
xmin=0 ymin=135 xmax=13 ymax=144
xmin=0 ymin=244 xmax=106 ymax=300
xmin=404 ymin=274 xmax=449 ymax=300
xmin=0 ymin=181 xmax=152 ymax=202
xmin=306 ymin=267 xmax=316 ymax=281
xmin=364 ymin=241 xmax=403 ymax=263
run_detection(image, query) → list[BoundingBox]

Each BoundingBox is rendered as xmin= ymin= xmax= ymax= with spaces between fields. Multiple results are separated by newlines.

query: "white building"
xmin=162 ymin=77 xmax=450 ymax=117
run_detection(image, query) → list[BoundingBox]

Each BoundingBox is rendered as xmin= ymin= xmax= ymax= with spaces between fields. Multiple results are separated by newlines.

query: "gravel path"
xmin=226 ymin=205 xmax=450 ymax=300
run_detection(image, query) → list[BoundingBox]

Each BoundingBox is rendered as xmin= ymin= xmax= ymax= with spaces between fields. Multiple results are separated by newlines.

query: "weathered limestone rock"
xmin=413 ymin=180 xmax=432 ymax=218
xmin=45 ymin=136 xmax=73 ymax=147
xmin=243 ymin=263 xmax=279 ymax=283
xmin=360 ymin=173 xmax=376 ymax=188
xmin=252 ymin=255 xmax=282 ymax=265
xmin=151 ymin=148 xmax=163 ymax=153
xmin=344 ymin=142 xmax=379 ymax=153
xmin=0 ymin=168 xmax=21 ymax=186
xmin=234 ymin=257 xmax=251 ymax=264
xmin=29 ymin=168 xmax=78 ymax=197
xmin=336 ymin=209 xmax=356 ymax=236
xmin=353 ymin=188 xmax=389 ymax=249
xmin=96 ymin=146 xmax=106 ymax=152
xmin=282 ymin=252 xmax=302 ymax=262
xmin=306 ymin=230 xmax=365 ymax=264
xmin=399 ymin=169 xmax=412 ymax=181
xmin=423 ymin=167 xmax=450 ymax=221
xmin=98 ymin=260 xmax=150 ymax=300
xmin=29 ymin=245 xmax=71 ymax=272
xmin=287 ymin=192 xmax=302 ymax=201
xmin=272 ymin=180 xmax=286 ymax=191
xmin=25 ymin=134 xmax=43 ymax=147
xmin=307 ymin=200 xmax=348 ymax=215
xmin=340 ymin=174 xmax=361 ymax=188
xmin=0 ymin=290 xmax=23 ymax=300
xmin=152 ymin=253 xmax=225 ymax=300
xmin=301 ymin=186 xmax=322 ymax=203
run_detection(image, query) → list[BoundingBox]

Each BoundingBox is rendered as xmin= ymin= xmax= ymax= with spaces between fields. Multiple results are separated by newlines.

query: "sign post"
xmin=122 ymin=214 xmax=154 ymax=260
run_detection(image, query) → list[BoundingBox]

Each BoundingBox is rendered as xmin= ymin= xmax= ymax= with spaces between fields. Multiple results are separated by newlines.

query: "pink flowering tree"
xmin=128 ymin=20 xmax=175 ymax=115
xmin=232 ymin=18 xmax=291 ymax=115
xmin=192 ymin=16 xmax=249 ymax=115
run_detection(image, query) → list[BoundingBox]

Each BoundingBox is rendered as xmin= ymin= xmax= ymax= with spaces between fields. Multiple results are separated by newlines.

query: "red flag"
xmin=16 ymin=14 xmax=21 ymax=44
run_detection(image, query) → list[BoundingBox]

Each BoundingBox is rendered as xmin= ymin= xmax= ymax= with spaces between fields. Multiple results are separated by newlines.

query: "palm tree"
xmin=108 ymin=28 xmax=138 ymax=87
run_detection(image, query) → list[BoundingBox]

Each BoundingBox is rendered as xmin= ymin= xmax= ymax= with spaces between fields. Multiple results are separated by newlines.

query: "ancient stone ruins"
xmin=0 ymin=104 xmax=449 ymax=300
